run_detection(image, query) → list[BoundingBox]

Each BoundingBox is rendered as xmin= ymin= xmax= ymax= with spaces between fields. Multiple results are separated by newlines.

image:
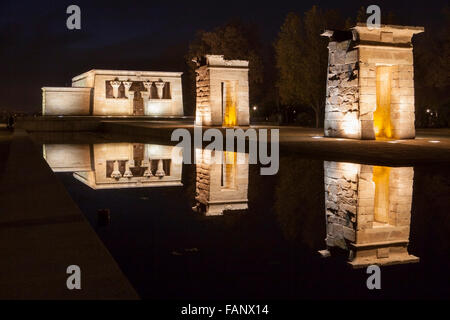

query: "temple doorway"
xmin=374 ymin=66 xmax=393 ymax=139
xmin=133 ymin=92 xmax=144 ymax=116
xmin=129 ymin=82 xmax=145 ymax=116
xmin=373 ymin=166 xmax=391 ymax=225
xmin=221 ymin=151 xmax=237 ymax=189
xmin=222 ymin=81 xmax=237 ymax=127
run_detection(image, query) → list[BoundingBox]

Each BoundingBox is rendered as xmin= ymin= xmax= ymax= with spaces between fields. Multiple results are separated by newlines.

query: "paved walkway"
xmin=0 ymin=129 xmax=138 ymax=299
xmin=99 ymin=122 xmax=450 ymax=166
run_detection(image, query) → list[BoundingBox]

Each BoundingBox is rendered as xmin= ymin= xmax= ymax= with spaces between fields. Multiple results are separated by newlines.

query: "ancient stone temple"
xmin=195 ymin=55 xmax=250 ymax=127
xmin=44 ymin=143 xmax=183 ymax=189
xmin=194 ymin=149 xmax=249 ymax=215
xmin=320 ymin=161 xmax=419 ymax=268
xmin=42 ymin=70 xmax=183 ymax=116
xmin=322 ymin=24 xmax=424 ymax=139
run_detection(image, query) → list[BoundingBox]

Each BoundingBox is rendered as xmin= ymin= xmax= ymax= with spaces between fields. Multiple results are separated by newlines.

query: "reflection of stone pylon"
xmin=155 ymin=159 xmax=165 ymax=177
xmin=111 ymin=161 xmax=122 ymax=179
xmin=123 ymin=161 xmax=133 ymax=178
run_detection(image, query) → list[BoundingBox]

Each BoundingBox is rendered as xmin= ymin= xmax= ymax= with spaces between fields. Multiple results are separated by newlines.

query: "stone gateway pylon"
xmin=195 ymin=55 xmax=250 ymax=127
xmin=322 ymin=24 xmax=424 ymax=140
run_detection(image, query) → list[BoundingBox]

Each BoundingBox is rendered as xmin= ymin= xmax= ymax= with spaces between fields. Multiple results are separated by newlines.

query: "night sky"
xmin=0 ymin=0 xmax=445 ymax=113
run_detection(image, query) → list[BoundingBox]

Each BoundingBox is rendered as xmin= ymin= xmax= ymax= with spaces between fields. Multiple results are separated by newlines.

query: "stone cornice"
xmin=72 ymin=69 xmax=183 ymax=82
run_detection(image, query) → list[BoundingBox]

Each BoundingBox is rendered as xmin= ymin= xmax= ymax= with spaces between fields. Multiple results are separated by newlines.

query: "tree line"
xmin=185 ymin=5 xmax=450 ymax=128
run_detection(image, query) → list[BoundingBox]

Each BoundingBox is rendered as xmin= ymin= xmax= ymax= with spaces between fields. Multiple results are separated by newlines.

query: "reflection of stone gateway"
xmin=322 ymin=24 xmax=424 ymax=140
xmin=320 ymin=161 xmax=419 ymax=268
xmin=194 ymin=149 xmax=249 ymax=216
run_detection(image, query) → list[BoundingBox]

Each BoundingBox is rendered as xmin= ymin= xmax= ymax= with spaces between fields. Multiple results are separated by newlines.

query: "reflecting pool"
xmin=39 ymin=138 xmax=450 ymax=299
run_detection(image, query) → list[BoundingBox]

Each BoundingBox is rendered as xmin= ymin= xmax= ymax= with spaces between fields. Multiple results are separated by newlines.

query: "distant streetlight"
xmin=253 ymin=106 xmax=257 ymax=111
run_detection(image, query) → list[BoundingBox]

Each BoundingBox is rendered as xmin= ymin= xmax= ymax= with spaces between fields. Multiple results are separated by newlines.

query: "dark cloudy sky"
xmin=0 ymin=0 xmax=446 ymax=113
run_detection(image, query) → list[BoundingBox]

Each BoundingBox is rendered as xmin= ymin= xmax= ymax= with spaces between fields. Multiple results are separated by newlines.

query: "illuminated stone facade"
xmin=195 ymin=55 xmax=250 ymax=127
xmin=194 ymin=149 xmax=249 ymax=215
xmin=44 ymin=143 xmax=183 ymax=189
xmin=42 ymin=70 xmax=183 ymax=116
xmin=321 ymin=161 xmax=419 ymax=268
xmin=322 ymin=24 xmax=424 ymax=139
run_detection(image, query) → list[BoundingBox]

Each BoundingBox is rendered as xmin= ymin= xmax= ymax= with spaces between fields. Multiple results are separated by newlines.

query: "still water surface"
xmin=41 ymin=140 xmax=450 ymax=299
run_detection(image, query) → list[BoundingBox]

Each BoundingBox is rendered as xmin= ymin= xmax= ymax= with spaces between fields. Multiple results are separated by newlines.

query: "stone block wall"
xmin=195 ymin=66 xmax=211 ymax=125
xmin=324 ymin=161 xmax=359 ymax=249
xmin=44 ymin=144 xmax=92 ymax=172
xmin=325 ymin=41 xmax=360 ymax=139
xmin=42 ymin=87 xmax=92 ymax=115
xmin=195 ymin=149 xmax=211 ymax=209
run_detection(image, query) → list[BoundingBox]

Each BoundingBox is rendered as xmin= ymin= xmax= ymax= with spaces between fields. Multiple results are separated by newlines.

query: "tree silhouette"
xmin=414 ymin=6 xmax=450 ymax=127
xmin=186 ymin=20 xmax=264 ymax=109
xmin=275 ymin=6 xmax=338 ymax=127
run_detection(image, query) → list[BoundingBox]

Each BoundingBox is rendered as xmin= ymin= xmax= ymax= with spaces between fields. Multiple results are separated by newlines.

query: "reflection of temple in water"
xmin=43 ymin=143 xmax=182 ymax=189
xmin=321 ymin=161 xmax=419 ymax=268
xmin=194 ymin=149 xmax=249 ymax=216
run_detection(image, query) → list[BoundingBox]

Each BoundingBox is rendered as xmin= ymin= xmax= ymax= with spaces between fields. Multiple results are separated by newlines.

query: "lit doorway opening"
xmin=221 ymin=151 xmax=237 ymax=189
xmin=374 ymin=66 xmax=393 ymax=139
xmin=372 ymin=166 xmax=391 ymax=225
xmin=222 ymin=81 xmax=237 ymax=127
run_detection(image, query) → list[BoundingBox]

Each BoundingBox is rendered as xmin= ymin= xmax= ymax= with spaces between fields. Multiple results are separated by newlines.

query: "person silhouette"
xmin=7 ymin=114 xmax=14 ymax=131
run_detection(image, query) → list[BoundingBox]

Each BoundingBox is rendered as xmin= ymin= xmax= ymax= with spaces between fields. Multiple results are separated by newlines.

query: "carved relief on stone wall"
xmin=106 ymin=80 xmax=171 ymax=99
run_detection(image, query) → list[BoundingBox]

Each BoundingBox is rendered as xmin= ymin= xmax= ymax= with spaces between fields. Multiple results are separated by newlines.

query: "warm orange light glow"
xmin=373 ymin=166 xmax=390 ymax=224
xmin=222 ymin=151 xmax=237 ymax=189
xmin=223 ymin=81 xmax=237 ymax=127
xmin=374 ymin=66 xmax=393 ymax=139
